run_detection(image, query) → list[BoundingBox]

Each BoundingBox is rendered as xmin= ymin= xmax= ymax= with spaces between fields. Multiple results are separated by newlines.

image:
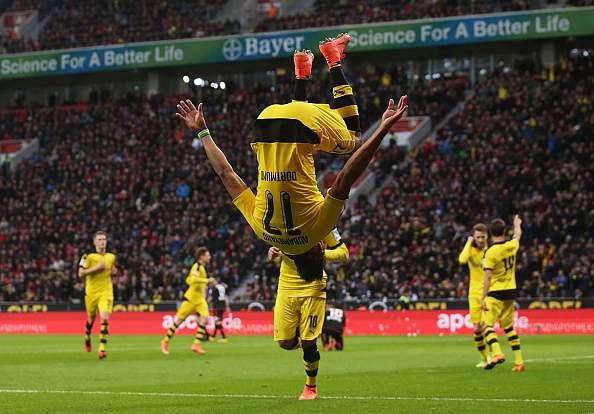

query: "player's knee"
xmin=302 ymin=342 xmax=320 ymax=363
xmin=279 ymin=338 xmax=300 ymax=350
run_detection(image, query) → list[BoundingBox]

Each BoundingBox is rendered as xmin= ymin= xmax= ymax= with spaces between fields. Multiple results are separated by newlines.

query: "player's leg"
xmin=176 ymin=100 xmax=248 ymax=200
xmin=319 ymin=33 xmax=361 ymax=137
xmin=191 ymin=301 xmax=210 ymax=355
xmin=333 ymin=332 xmax=344 ymax=351
xmin=161 ymin=301 xmax=192 ymax=354
xmin=501 ymin=300 xmax=525 ymax=372
xmin=215 ymin=310 xmax=228 ymax=342
xmin=482 ymin=297 xmax=505 ymax=369
xmin=84 ymin=294 xmax=98 ymax=352
xmin=275 ymin=294 xmax=300 ymax=350
xmin=469 ymin=296 xmax=488 ymax=367
xmin=297 ymin=297 xmax=325 ymax=400
xmin=97 ymin=295 xmax=113 ymax=359
xmin=294 ymin=50 xmax=314 ymax=101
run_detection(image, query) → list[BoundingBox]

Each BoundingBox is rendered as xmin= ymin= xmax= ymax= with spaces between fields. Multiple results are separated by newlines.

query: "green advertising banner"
xmin=1 ymin=7 xmax=593 ymax=80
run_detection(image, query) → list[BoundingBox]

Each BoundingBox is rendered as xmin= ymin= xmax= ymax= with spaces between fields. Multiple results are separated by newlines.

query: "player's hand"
xmin=380 ymin=95 xmax=408 ymax=130
xmin=175 ymin=99 xmax=206 ymax=131
xmin=467 ymin=236 xmax=474 ymax=244
xmin=96 ymin=262 xmax=105 ymax=271
xmin=267 ymin=247 xmax=280 ymax=261
xmin=481 ymin=298 xmax=488 ymax=311
xmin=513 ymin=214 xmax=522 ymax=228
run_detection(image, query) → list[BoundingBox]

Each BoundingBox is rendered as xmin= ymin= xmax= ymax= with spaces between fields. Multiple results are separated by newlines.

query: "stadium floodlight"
xmin=182 ymin=75 xmax=190 ymax=83
xmin=194 ymin=77 xmax=206 ymax=86
xmin=219 ymin=82 xmax=226 ymax=90
xmin=432 ymin=73 xmax=441 ymax=79
xmin=584 ymin=51 xmax=590 ymax=57
xmin=210 ymin=82 xmax=219 ymax=89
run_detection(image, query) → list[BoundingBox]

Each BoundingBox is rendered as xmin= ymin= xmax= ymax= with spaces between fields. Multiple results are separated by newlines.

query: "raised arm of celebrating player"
xmin=329 ymin=96 xmax=408 ymax=200
xmin=175 ymin=100 xmax=248 ymax=199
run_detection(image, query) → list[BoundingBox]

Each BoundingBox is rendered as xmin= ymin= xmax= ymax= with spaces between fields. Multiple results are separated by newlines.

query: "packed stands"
xmin=3 ymin=51 xmax=592 ymax=304
xmin=3 ymin=0 xmax=588 ymax=54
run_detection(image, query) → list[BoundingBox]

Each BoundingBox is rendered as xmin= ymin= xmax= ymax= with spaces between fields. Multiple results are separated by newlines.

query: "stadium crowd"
xmin=0 ymin=0 xmax=239 ymax=54
xmin=3 ymin=0 xmax=591 ymax=54
xmin=0 ymin=45 xmax=591 ymax=304
xmin=0 ymin=60 xmax=460 ymax=304
xmin=255 ymin=0 xmax=538 ymax=33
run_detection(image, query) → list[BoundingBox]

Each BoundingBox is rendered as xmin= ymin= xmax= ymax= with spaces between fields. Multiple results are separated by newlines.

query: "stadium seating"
xmin=0 ymin=0 xmax=574 ymax=54
xmin=255 ymin=0 xmax=537 ymax=33
xmin=0 ymin=50 xmax=591 ymax=304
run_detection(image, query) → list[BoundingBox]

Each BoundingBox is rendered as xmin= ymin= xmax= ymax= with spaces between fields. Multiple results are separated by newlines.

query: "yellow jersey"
xmin=183 ymin=263 xmax=209 ymax=302
xmin=79 ymin=252 xmax=116 ymax=296
xmin=458 ymin=240 xmax=486 ymax=298
xmin=278 ymin=229 xmax=348 ymax=297
xmin=233 ymin=101 xmax=355 ymax=255
xmin=483 ymin=239 xmax=520 ymax=299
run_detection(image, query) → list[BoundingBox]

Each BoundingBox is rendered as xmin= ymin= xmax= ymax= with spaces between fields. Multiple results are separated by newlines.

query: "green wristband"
xmin=197 ymin=128 xmax=211 ymax=140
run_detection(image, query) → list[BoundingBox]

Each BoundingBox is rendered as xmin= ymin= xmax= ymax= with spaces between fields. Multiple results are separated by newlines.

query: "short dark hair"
xmin=288 ymin=247 xmax=324 ymax=282
xmin=195 ymin=246 xmax=209 ymax=259
xmin=473 ymin=223 xmax=488 ymax=234
xmin=489 ymin=219 xmax=506 ymax=237
xmin=93 ymin=230 xmax=108 ymax=239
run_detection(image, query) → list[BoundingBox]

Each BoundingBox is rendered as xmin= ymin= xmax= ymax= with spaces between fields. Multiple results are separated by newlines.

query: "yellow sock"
xmin=483 ymin=326 xmax=503 ymax=356
xmin=194 ymin=324 xmax=208 ymax=344
xmin=504 ymin=326 xmax=524 ymax=364
xmin=164 ymin=321 xmax=180 ymax=342
xmin=303 ymin=344 xmax=320 ymax=387
xmin=474 ymin=330 xmax=489 ymax=361
xmin=99 ymin=321 xmax=109 ymax=352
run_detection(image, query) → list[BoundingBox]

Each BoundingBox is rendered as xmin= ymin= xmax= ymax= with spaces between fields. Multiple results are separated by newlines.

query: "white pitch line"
xmin=0 ymin=389 xmax=592 ymax=404
xmin=524 ymin=355 xmax=594 ymax=363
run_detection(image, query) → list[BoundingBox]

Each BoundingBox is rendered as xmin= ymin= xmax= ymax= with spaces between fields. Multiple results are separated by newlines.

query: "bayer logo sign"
xmin=222 ymin=38 xmax=243 ymax=61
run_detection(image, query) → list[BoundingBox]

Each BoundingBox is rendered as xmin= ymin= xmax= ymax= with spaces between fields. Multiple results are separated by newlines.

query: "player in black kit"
xmin=321 ymin=301 xmax=346 ymax=351
xmin=208 ymin=277 xmax=230 ymax=343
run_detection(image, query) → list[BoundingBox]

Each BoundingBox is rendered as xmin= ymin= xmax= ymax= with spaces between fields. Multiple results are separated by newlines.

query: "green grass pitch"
xmin=0 ymin=335 xmax=593 ymax=413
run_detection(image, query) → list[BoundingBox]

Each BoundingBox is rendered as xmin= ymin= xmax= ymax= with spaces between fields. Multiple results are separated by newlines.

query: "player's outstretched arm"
xmin=512 ymin=214 xmax=522 ymax=241
xmin=329 ymin=95 xmax=408 ymax=200
xmin=176 ymin=99 xmax=247 ymax=199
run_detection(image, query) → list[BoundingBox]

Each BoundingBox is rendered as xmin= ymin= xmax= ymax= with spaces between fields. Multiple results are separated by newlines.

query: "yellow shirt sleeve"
xmin=508 ymin=238 xmax=520 ymax=253
xmin=458 ymin=240 xmax=472 ymax=264
xmin=483 ymin=249 xmax=496 ymax=270
xmin=323 ymin=229 xmax=349 ymax=263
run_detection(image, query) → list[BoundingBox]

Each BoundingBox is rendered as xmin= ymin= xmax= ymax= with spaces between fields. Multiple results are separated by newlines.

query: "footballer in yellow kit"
xmin=78 ymin=231 xmax=117 ymax=359
xmin=481 ymin=216 xmax=525 ymax=371
xmin=234 ymin=101 xmax=356 ymax=257
xmin=161 ymin=247 xmax=213 ymax=356
xmin=458 ymin=223 xmax=488 ymax=367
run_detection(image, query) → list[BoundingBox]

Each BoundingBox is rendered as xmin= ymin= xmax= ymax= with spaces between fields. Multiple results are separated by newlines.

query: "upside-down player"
xmin=79 ymin=230 xmax=117 ymax=360
xmin=458 ymin=223 xmax=489 ymax=367
xmin=175 ymin=34 xmax=408 ymax=284
xmin=161 ymin=247 xmax=214 ymax=355
xmin=481 ymin=215 xmax=525 ymax=371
